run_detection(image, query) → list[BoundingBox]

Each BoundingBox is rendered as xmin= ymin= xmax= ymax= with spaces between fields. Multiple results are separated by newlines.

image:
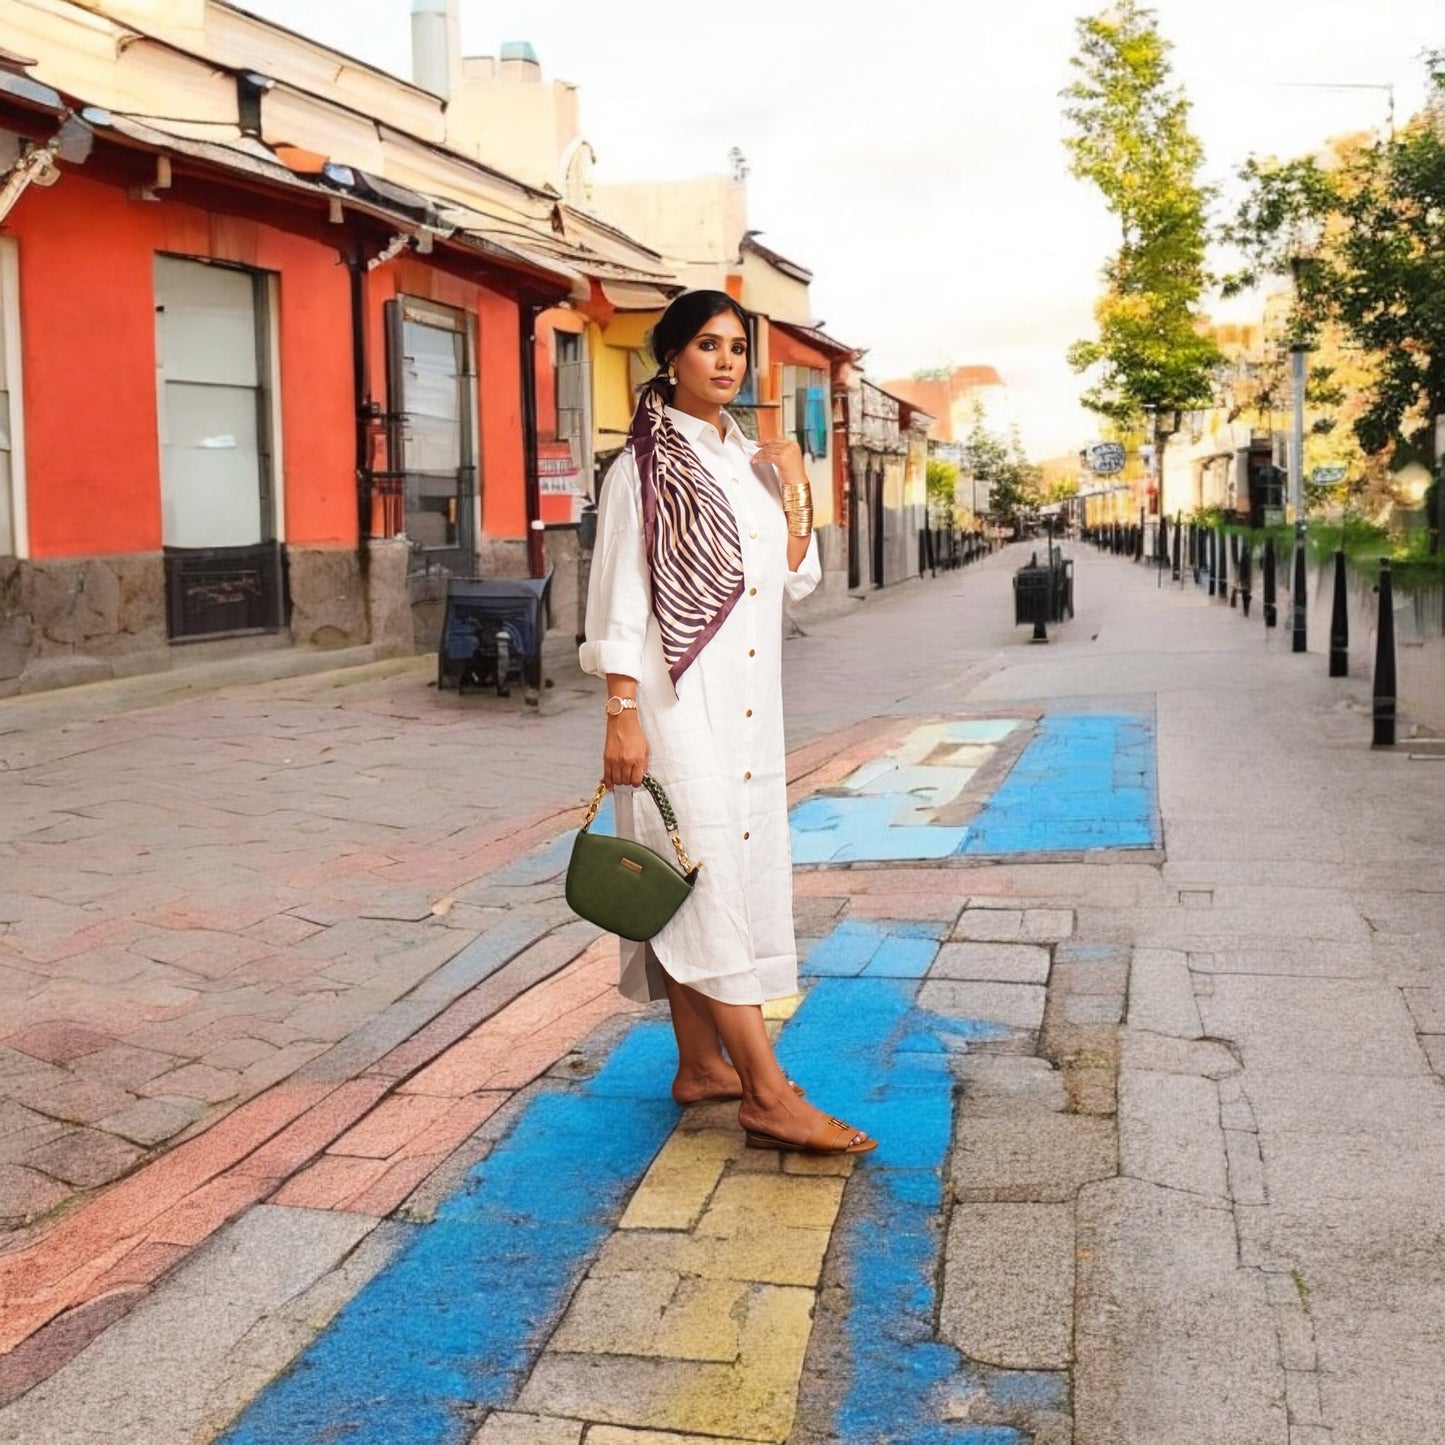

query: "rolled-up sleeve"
xmin=579 ymin=453 xmax=652 ymax=680
xmin=783 ymin=531 xmax=822 ymax=603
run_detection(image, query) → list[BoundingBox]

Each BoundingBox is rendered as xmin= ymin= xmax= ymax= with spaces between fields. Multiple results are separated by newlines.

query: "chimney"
xmin=411 ymin=0 xmax=460 ymax=99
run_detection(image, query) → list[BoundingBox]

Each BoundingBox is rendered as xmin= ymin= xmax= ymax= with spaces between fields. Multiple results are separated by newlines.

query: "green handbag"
xmin=565 ymin=774 xmax=701 ymax=942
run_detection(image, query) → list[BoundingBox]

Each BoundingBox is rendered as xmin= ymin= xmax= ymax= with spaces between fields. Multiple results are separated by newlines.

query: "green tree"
xmin=926 ymin=457 xmax=960 ymax=521
xmin=963 ymin=419 xmax=1042 ymax=528
xmin=1062 ymin=2 xmax=1223 ymax=424
xmin=1225 ymin=55 xmax=1445 ymax=548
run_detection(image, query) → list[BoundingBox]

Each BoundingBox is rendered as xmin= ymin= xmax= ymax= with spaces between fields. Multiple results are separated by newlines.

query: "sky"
xmin=242 ymin=0 xmax=1436 ymax=460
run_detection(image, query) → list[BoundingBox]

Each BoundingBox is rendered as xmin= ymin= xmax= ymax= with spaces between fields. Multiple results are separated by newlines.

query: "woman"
xmin=580 ymin=290 xmax=875 ymax=1156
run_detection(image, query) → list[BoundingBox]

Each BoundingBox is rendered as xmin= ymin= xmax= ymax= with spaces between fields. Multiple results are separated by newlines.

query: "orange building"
xmin=879 ymin=366 xmax=1005 ymax=444
xmin=0 ymin=5 xmax=676 ymax=691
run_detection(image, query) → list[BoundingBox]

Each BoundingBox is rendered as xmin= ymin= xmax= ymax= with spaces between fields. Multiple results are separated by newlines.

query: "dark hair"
xmin=648 ymin=290 xmax=751 ymax=374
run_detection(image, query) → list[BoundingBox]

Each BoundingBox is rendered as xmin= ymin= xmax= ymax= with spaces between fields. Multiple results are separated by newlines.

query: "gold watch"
xmin=605 ymin=696 xmax=638 ymax=717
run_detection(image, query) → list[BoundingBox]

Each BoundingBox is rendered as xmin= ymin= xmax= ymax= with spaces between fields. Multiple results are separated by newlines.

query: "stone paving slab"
xmin=1197 ymin=974 xmax=1426 ymax=1077
xmin=1118 ymin=1068 xmax=1229 ymax=1200
xmin=940 ymin=1202 xmax=1074 ymax=1370
xmin=932 ymin=941 xmax=1052 ymax=984
xmin=919 ymin=979 xmax=1047 ymax=1031
xmin=1074 ymin=1177 xmax=1285 ymax=1445
xmin=0 ymin=1206 xmax=379 ymax=1443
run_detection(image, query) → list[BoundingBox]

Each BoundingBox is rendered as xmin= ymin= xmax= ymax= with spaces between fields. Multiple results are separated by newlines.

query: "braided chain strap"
xmin=640 ymin=774 xmax=679 ymax=832
xmin=581 ymin=774 xmax=700 ymax=877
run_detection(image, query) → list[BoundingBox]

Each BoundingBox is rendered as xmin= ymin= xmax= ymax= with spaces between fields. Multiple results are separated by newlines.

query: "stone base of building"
xmin=0 ymin=545 xmax=383 ymax=698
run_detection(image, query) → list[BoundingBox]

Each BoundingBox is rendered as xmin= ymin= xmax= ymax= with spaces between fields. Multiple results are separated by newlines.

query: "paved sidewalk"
xmin=0 ymin=542 xmax=1442 ymax=1443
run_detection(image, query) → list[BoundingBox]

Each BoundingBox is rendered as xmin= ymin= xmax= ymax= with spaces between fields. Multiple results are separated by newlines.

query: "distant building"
xmin=879 ymin=366 xmax=1005 ymax=445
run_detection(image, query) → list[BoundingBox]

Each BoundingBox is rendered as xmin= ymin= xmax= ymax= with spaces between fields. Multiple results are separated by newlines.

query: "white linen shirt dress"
xmin=579 ymin=405 xmax=821 ymax=1006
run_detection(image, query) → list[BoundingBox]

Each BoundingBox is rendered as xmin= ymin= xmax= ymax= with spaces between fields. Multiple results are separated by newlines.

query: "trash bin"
xmin=1013 ymin=562 xmax=1053 ymax=627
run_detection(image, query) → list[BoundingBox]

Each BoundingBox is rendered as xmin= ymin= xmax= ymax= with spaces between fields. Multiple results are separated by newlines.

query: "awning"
xmin=769 ymin=317 xmax=863 ymax=361
xmin=0 ymin=69 xmax=63 ymax=114
xmin=600 ymin=279 xmax=673 ymax=311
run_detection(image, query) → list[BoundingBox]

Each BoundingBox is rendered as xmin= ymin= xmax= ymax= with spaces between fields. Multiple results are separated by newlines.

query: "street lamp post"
xmin=1289 ymin=342 xmax=1309 ymax=653
xmin=1143 ymin=402 xmax=1159 ymax=566
xmin=1286 ymin=218 xmax=1321 ymax=654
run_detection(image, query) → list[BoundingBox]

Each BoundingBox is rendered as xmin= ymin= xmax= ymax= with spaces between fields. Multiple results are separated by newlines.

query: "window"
xmin=154 ymin=256 xmax=274 ymax=551
xmin=0 ymin=237 xmax=24 ymax=559
xmin=386 ymin=297 xmax=476 ymax=566
xmin=555 ymin=330 xmax=593 ymax=494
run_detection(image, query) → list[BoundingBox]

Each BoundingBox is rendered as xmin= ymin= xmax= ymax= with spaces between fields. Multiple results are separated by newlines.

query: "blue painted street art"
xmin=962 ymin=714 xmax=1158 ymax=854
xmin=778 ymin=974 xmax=1066 ymax=1443
xmin=218 ymin=712 xmax=1138 ymax=1441
xmin=801 ymin=918 xmax=947 ymax=979
xmin=218 ymin=1023 xmax=678 ymax=1445
xmin=790 ymin=713 xmax=1158 ymax=862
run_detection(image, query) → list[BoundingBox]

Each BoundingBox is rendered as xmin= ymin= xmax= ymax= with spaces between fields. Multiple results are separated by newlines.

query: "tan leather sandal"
xmin=744 ymin=1115 xmax=877 ymax=1155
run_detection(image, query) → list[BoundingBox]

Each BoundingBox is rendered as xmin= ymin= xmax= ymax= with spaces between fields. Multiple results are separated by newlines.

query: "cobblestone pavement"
xmin=1 ymin=542 xmax=1443 ymax=1443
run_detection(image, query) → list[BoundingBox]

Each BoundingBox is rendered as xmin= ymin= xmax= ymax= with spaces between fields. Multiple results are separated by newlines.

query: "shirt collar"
xmin=664 ymin=404 xmax=754 ymax=454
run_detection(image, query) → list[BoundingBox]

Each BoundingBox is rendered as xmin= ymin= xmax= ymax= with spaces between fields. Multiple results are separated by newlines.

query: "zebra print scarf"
xmin=629 ymin=375 xmax=745 ymax=689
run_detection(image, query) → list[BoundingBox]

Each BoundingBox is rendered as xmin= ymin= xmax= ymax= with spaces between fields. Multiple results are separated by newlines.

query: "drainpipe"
xmin=348 ymin=249 xmax=370 ymax=542
xmin=520 ymin=300 xmax=544 ymax=577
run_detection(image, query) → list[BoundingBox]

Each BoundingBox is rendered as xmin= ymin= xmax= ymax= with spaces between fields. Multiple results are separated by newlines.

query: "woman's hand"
xmin=603 ymin=713 xmax=649 ymax=789
xmin=752 ymin=437 xmax=809 ymax=491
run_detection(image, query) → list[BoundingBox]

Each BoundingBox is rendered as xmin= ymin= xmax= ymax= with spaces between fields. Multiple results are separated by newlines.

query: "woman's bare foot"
xmin=672 ymin=1065 xmax=806 ymax=1106
xmin=671 ymin=1060 xmax=745 ymax=1105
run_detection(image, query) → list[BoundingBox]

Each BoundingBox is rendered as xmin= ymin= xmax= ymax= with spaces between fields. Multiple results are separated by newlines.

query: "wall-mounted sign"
xmin=1087 ymin=442 xmax=1126 ymax=476
xmin=1309 ymin=464 xmax=1348 ymax=485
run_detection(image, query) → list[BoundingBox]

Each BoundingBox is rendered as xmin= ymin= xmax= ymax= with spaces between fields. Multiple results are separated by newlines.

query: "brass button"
xmin=743 ymin=831 xmax=750 ymax=840
xmin=748 ymin=648 xmax=755 ymax=657
xmin=745 ymin=708 xmax=753 ymax=717
xmin=748 ymin=587 xmax=757 ymax=596
xmin=744 ymin=770 xmax=752 ymax=780
xmin=749 ymin=530 xmax=758 ymax=539
xmin=731 ymin=477 xmax=740 ymax=485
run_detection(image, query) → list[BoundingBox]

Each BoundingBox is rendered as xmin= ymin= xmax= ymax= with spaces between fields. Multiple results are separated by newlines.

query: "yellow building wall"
xmin=739 ymin=253 xmax=811 ymax=325
xmin=883 ymin=456 xmax=907 ymax=511
xmin=904 ymin=436 xmax=928 ymax=511
xmin=588 ymin=312 xmax=658 ymax=458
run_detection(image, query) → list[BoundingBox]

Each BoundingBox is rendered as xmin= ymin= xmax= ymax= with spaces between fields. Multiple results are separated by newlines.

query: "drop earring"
xmin=667 ymin=366 xmax=676 ymax=383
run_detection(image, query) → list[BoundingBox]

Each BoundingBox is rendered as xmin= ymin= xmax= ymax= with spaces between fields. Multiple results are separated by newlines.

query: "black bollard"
xmin=1228 ymin=535 xmax=1240 ymax=607
xmin=1329 ymin=549 xmax=1350 ymax=677
xmin=1207 ymin=529 xmax=1217 ymax=597
xmin=1291 ymin=533 xmax=1308 ymax=653
xmin=1239 ymin=543 xmax=1253 ymax=617
xmin=1372 ymin=558 xmax=1396 ymax=746
xmin=1263 ymin=538 xmax=1277 ymax=627
xmin=1218 ymin=529 xmax=1230 ymax=603
xmin=1172 ymin=511 xmax=1182 ymax=582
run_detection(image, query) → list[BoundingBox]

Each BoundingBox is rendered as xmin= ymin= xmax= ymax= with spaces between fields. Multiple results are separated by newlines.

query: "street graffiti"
xmin=216 ymin=713 xmax=1158 ymax=1440
xmin=790 ymin=714 xmax=1158 ymax=862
